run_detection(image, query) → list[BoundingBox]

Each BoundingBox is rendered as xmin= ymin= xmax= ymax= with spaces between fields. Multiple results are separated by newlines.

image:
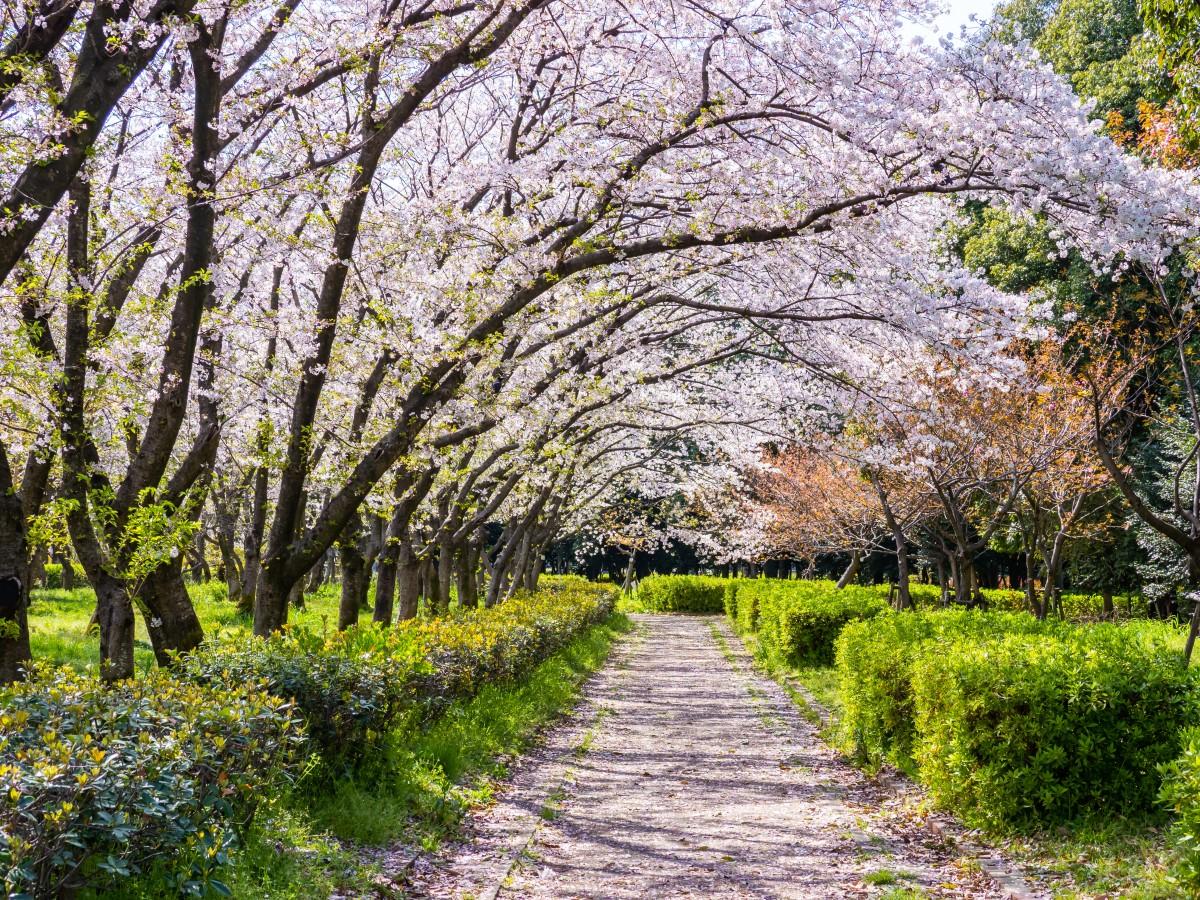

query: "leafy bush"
xmin=752 ymin=581 xmax=887 ymax=666
xmin=835 ymin=609 xmax=1066 ymax=769
xmin=1162 ymin=726 xmax=1200 ymax=892
xmin=0 ymin=665 xmax=299 ymax=898
xmin=183 ymin=630 xmax=424 ymax=768
xmin=731 ymin=578 xmax=796 ymax=632
xmin=911 ymin=623 xmax=1198 ymax=828
xmin=635 ymin=575 xmax=726 ymax=613
xmin=723 ymin=580 xmax=740 ymax=620
xmin=186 ymin=580 xmax=618 ymax=766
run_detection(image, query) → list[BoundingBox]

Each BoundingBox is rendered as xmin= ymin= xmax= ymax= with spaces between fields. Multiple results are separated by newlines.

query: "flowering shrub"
xmin=635 ymin=575 xmax=726 ymax=613
xmin=912 ymin=623 xmax=1198 ymax=828
xmin=186 ymin=580 xmax=618 ymax=765
xmin=0 ymin=665 xmax=299 ymax=898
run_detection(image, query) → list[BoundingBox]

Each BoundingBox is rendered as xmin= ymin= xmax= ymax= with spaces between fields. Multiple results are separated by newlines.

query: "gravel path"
xmin=408 ymin=615 xmax=1040 ymax=899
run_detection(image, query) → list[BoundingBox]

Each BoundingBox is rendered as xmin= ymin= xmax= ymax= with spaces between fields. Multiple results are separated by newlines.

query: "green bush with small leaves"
xmin=835 ymin=609 xmax=1068 ymax=770
xmin=747 ymin=581 xmax=887 ymax=666
xmin=635 ymin=575 xmax=727 ymax=613
xmin=0 ymin=665 xmax=299 ymax=899
xmin=185 ymin=579 xmax=618 ymax=767
xmin=911 ymin=622 xmax=1198 ymax=828
xmin=1161 ymin=726 xmax=1200 ymax=892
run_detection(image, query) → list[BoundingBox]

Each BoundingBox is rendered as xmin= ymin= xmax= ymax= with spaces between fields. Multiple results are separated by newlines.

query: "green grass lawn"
xmin=27 ymin=580 xmax=345 ymax=672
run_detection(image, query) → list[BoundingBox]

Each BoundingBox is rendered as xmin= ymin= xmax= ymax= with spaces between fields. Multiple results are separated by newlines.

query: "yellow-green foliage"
xmin=835 ymin=610 xmax=1068 ymax=770
xmin=635 ymin=575 xmax=727 ymax=613
xmin=186 ymin=580 xmax=618 ymax=765
xmin=752 ymin=581 xmax=887 ymax=666
xmin=912 ymin=622 xmax=1197 ymax=828
xmin=0 ymin=665 xmax=300 ymax=898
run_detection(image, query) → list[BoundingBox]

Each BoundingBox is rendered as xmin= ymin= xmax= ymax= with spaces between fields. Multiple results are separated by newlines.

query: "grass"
xmin=998 ymin=816 xmax=1181 ymax=899
xmin=27 ymin=581 xmax=346 ymax=672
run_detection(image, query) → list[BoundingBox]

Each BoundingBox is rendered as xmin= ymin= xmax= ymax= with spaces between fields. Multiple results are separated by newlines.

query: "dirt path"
xmin=407 ymin=615 xmax=1040 ymax=899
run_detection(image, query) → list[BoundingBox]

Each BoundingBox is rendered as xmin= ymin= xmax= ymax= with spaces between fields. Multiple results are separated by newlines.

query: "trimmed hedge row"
xmin=835 ymin=610 xmax=1068 ymax=770
xmin=837 ymin=611 xmax=1198 ymax=828
xmin=186 ymin=578 xmax=618 ymax=764
xmin=726 ymin=579 xmax=886 ymax=666
xmin=635 ymin=575 xmax=726 ymax=613
xmin=913 ymin=624 xmax=1196 ymax=828
xmin=755 ymin=582 xmax=887 ymax=666
xmin=0 ymin=666 xmax=300 ymax=898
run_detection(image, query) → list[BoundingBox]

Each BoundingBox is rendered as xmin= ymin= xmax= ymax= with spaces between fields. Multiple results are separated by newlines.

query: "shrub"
xmin=186 ymin=580 xmax=618 ymax=765
xmin=835 ymin=609 xmax=1066 ymax=769
xmin=723 ymin=580 xmax=740 ymax=621
xmin=183 ymin=629 xmax=423 ymax=767
xmin=732 ymin=578 xmax=796 ymax=632
xmin=755 ymin=582 xmax=886 ymax=666
xmin=911 ymin=623 xmax=1198 ymax=828
xmin=0 ymin=665 xmax=299 ymax=898
xmin=635 ymin=575 xmax=726 ymax=613
xmin=1162 ymin=726 xmax=1200 ymax=892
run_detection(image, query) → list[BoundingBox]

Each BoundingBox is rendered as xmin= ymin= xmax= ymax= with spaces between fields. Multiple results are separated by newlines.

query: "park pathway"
xmin=406 ymin=616 xmax=1038 ymax=899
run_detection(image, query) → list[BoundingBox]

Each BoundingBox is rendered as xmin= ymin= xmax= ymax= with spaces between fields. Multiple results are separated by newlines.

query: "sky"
xmin=907 ymin=0 xmax=1002 ymax=42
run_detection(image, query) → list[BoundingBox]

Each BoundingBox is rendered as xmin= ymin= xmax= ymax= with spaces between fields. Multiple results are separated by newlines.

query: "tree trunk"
xmin=337 ymin=519 xmax=366 ymax=631
xmin=436 ymin=540 xmax=454 ymax=613
xmin=0 ymin=454 xmax=32 ymax=682
xmin=456 ymin=543 xmax=480 ymax=609
xmin=835 ymin=550 xmax=861 ymax=589
xmin=621 ymin=551 xmax=637 ymax=594
xmin=1025 ymin=550 xmax=1042 ymax=618
xmin=374 ymin=556 xmax=397 ymax=624
xmin=396 ymin=539 xmax=421 ymax=621
xmin=138 ymin=560 xmax=205 ymax=666
xmin=1102 ymin=588 xmax=1114 ymax=620
xmin=94 ymin=575 xmax=135 ymax=681
xmin=894 ymin=537 xmax=911 ymax=610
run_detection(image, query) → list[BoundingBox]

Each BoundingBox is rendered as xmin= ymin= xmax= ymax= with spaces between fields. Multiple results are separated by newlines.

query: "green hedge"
xmin=1163 ymin=726 xmax=1200 ymax=891
xmin=729 ymin=580 xmax=886 ymax=666
xmin=0 ymin=666 xmax=299 ymax=898
xmin=758 ymin=583 xmax=886 ymax=666
xmin=186 ymin=580 xmax=618 ymax=765
xmin=728 ymin=578 xmax=796 ymax=632
xmin=912 ymin=623 xmax=1198 ymax=828
xmin=635 ymin=575 xmax=726 ymax=613
xmin=835 ymin=609 xmax=1067 ymax=770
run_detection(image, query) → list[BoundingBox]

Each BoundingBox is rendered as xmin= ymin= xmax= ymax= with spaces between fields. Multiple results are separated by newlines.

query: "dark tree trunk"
xmin=139 ymin=560 xmax=205 ymax=666
xmin=337 ymin=518 xmax=366 ymax=631
xmin=436 ymin=540 xmax=454 ymax=613
xmin=0 ymin=443 xmax=32 ymax=682
xmin=835 ymin=550 xmax=861 ymax=589
xmin=455 ymin=542 xmax=479 ymax=609
xmin=396 ymin=539 xmax=421 ymax=621
xmin=374 ymin=556 xmax=397 ymax=624
xmin=94 ymin=575 xmax=135 ymax=681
